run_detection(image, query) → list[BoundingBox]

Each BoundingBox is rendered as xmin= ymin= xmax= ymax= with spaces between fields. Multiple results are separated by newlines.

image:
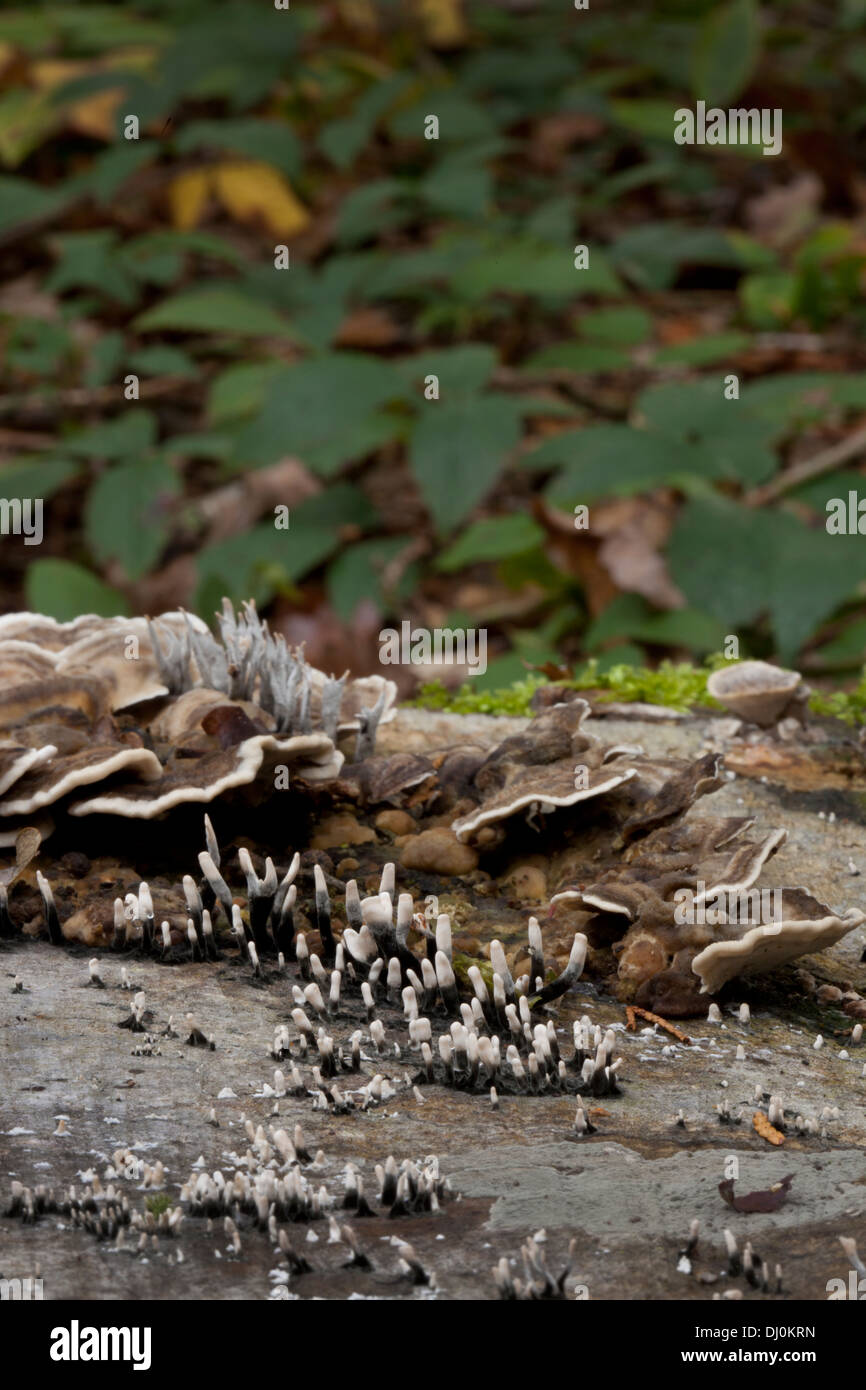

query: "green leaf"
xmin=46 ymin=230 xmax=138 ymax=305
xmin=84 ymin=330 xmax=125 ymax=388
xmin=195 ymin=519 xmax=337 ymax=613
xmin=335 ymin=179 xmax=414 ymax=248
xmin=319 ymin=75 xmax=412 ymax=170
xmin=128 ymin=345 xmax=196 ymax=377
xmin=395 ymin=344 xmax=498 ymax=398
xmin=65 ymin=410 xmax=157 ymax=459
xmin=327 ymin=537 xmax=410 ymax=621
xmin=452 ymin=241 xmax=621 ymax=301
xmin=135 ymin=287 xmax=294 ymax=337
xmin=5 ymin=318 xmax=72 ymax=375
xmin=610 ymin=99 xmax=681 ymax=141
xmin=208 ymin=362 xmax=283 ymax=424
xmin=0 ymin=457 xmax=81 ymax=499
xmin=387 ymin=90 xmax=499 ymax=144
xmin=526 ymin=343 xmax=630 ymax=372
xmin=26 ymin=559 xmax=129 ymax=621
xmin=691 ymin=0 xmax=760 ymax=106
xmin=409 ymin=395 xmax=523 ymax=533
xmin=420 ymin=151 xmax=496 ymax=219
xmin=174 ymin=119 xmax=302 ymax=178
xmin=611 ymin=223 xmax=742 ymax=291
xmin=0 ymin=175 xmax=68 ymax=235
xmin=652 ymin=331 xmax=749 ymax=367
xmin=580 ymin=306 xmax=653 ymax=345
xmin=84 ymin=456 xmax=179 ymax=582
xmin=437 ymin=514 xmax=544 ymax=571
xmin=72 ymin=142 xmax=158 ymax=204
xmin=635 ymin=380 xmax=778 ymax=485
xmin=811 ymin=618 xmax=866 ymax=668
xmin=235 ymin=354 xmax=404 ymax=468
xmin=668 ymin=496 xmax=866 ymax=660
xmin=538 ymin=425 xmax=705 ymax=502
xmin=739 ymin=270 xmax=797 ymax=327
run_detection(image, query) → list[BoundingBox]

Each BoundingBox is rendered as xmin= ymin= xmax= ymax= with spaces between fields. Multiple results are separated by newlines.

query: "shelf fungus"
xmin=706 ymin=660 xmax=808 ymax=729
xmin=451 ymin=699 xmax=722 ymax=846
xmin=0 ymin=600 xmax=395 ymax=831
xmin=550 ymin=815 xmax=865 ymax=1015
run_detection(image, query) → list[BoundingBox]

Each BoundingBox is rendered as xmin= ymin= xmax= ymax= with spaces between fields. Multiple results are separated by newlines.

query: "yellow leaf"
xmin=212 ymin=161 xmax=310 ymax=238
xmin=337 ymin=0 xmax=379 ymax=29
xmin=30 ymin=59 xmax=122 ymax=141
xmin=416 ymin=0 xmax=468 ymax=47
xmin=168 ymin=169 xmax=212 ymax=230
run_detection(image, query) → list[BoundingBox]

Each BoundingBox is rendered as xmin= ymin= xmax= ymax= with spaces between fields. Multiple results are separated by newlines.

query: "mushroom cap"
xmin=706 ymin=660 xmax=804 ymax=726
xmin=452 ymin=762 xmax=637 ymax=842
xmin=68 ymin=731 xmax=340 ymax=818
xmin=692 ymin=894 xmax=866 ymax=993
xmin=0 ymin=602 xmax=393 ymax=835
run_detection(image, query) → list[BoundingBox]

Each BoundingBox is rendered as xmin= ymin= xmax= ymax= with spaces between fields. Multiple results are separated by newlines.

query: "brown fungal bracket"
xmin=706 ymin=660 xmax=808 ymax=727
xmin=0 ymin=599 xmax=396 ymax=835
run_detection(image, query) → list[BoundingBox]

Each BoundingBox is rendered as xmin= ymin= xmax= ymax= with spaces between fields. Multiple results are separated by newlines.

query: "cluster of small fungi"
xmin=5 ymin=1136 xmax=451 ymax=1291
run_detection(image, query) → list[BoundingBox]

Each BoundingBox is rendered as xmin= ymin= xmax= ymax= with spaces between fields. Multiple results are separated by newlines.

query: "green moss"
xmin=408 ymin=657 xmax=725 ymax=717
xmin=409 ymin=656 xmax=866 ymax=724
xmin=145 ymin=1193 xmax=172 ymax=1217
xmin=808 ymin=669 xmax=866 ymax=725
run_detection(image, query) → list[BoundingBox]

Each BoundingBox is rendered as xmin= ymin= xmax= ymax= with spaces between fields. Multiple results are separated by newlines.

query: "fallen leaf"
xmin=335 ymin=306 xmax=403 ymax=349
xmin=416 ymin=0 xmax=468 ymax=47
xmin=212 ymin=161 xmax=310 ymax=238
xmin=744 ymin=174 xmax=822 ymax=250
xmin=719 ymin=1174 xmax=793 ymax=1212
xmin=168 ymin=169 xmax=211 ymax=231
xmin=596 ymin=495 xmax=685 ymax=610
xmin=30 ymin=61 xmax=122 ymax=141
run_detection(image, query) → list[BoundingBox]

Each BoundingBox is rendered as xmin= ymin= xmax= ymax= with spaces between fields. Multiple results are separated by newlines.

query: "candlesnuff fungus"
xmin=0 ymin=599 xmax=395 ymax=831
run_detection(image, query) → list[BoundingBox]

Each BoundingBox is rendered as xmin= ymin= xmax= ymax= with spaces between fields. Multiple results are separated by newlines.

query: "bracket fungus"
xmin=706 ymin=660 xmax=808 ymax=728
xmin=550 ymin=810 xmax=864 ymax=1013
xmin=451 ymin=699 xmax=720 ymax=846
xmin=0 ymin=600 xmax=395 ymax=832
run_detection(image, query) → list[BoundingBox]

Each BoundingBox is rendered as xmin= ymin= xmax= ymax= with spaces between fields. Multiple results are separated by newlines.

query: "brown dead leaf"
xmin=335 ymin=307 xmax=403 ymax=349
xmin=527 ymin=112 xmax=606 ymax=172
xmin=595 ymin=495 xmax=685 ymax=611
xmin=337 ymin=0 xmax=379 ymax=29
xmin=416 ymin=0 xmax=468 ymax=47
xmin=719 ymin=1174 xmax=793 ymax=1212
xmin=753 ymin=1111 xmax=785 ymax=1146
xmin=744 ymin=174 xmax=822 ymax=250
xmin=532 ymin=498 xmax=619 ymax=615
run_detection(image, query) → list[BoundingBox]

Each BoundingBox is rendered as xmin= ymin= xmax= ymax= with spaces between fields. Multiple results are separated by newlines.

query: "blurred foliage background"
xmin=2 ymin=0 xmax=866 ymax=696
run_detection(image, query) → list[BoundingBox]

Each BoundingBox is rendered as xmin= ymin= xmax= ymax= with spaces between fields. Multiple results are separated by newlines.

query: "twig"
xmin=0 ymin=376 xmax=196 ymax=423
xmin=745 ymin=421 xmax=866 ymax=506
xmin=626 ymin=1004 xmax=691 ymax=1044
